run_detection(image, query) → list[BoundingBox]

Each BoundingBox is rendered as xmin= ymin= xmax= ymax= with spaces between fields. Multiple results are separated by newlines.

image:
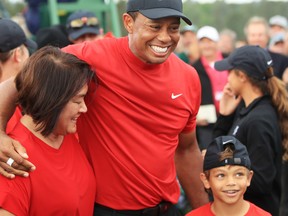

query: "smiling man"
xmin=0 ymin=0 xmax=208 ymax=215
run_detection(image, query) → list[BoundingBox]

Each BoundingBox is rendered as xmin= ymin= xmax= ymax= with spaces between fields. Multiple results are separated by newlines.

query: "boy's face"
xmin=200 ymin=165 xmax=253 ymax=205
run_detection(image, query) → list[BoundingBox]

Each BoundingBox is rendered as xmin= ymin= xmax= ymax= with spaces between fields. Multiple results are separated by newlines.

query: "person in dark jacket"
xmin=213 ymin=45 xmax=288 ymax=216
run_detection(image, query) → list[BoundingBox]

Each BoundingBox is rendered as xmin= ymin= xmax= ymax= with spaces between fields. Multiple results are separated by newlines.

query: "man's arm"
xmin=0 ymin=78 xmax=18 ymax=132
xmin=0 ymin=77 xmax=35 ymax=178
xmin=0 ymin=208 xmax=14 ymax=216
xmin=175 ymin=131 xmax=209 ymax=209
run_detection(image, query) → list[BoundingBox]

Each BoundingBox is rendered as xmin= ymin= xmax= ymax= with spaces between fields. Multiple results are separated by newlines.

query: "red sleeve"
xmin=0 ymin=176 xmax=31 ymax=215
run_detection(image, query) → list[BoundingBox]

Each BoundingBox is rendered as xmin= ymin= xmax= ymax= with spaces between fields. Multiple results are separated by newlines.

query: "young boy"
xmin=186 ymin=136 xmax=271 ymax=216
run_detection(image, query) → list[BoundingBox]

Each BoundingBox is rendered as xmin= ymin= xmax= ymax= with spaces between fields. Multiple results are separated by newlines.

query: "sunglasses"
xmin=68 ymin=17 xmax=99 ymax=28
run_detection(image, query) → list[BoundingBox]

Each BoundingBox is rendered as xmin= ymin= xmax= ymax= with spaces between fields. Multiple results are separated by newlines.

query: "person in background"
xmin=23 ymin=0 xmax=77 ymax=35
xmin=176 ymin=25 xmax=199 ymax=64
xmin=35 ymin=24 xmax=71 ymax=48
xmin=280 ymin=29 xmax=288 ymax=216
xmin=268 ymin=15 xmax=288 ymax=38
xmin=269 ymin=32 xmax=286 ymax=55
xmin=213 ymin=45 xmax=288 ymax=216
xmin=244 ymin=16 xmax=288 ymax=80
xmin=244 ymin=17 xmax=288 ymax=215
xmin=66 ymin=10 xmax=104 ymax=44
xmin=186 ymin=136 xmax=271 ymax=216
xmin=35 ymin=10 xmax=108 ymax=48
xmin=192 ymin=26 xmax=228 ymax=151
xmin=0 ymin=18 xmax=37 ymax=134
xmin=0 ymin=46 xmax=96 ymax=215
xmin=284 ymin=31 xmax=288 ymax=56
xmin=0 ymin=0 xmax=209 ymax=215
xmin=280 ymin=32 xmax=288 ymax=85
xmin=235 ymin=40 xmax=247 ymax=49
xmin=218 ymin=28 xmax=237 ymax=55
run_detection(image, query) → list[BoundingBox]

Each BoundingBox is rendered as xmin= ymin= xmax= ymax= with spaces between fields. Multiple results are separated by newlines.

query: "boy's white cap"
xmin=197 ymin=26 xmax=219 ymax=42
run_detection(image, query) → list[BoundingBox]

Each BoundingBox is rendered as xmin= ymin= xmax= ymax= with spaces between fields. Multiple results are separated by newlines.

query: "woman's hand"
xmin=219 ymin=83 xmax=242 ymax=116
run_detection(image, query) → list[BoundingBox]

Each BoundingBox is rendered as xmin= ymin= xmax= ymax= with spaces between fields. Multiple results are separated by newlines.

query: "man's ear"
xmin=200 ymin=173 xmax=211 ymax=189
xmin=123 ymin=13 xmax=134 ymax=34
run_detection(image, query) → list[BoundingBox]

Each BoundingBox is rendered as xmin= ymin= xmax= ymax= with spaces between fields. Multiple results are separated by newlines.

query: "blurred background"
xmin=1 ymin=0 xmax=287 ymax=39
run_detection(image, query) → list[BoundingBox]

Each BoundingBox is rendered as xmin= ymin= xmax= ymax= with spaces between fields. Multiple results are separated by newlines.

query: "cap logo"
xmin=222 ymin=139 xmax=234 ymax=145
xmin=234 ymin=158 xmax=241 ymax=164
xmin=267 ymin=60 xmax=273 ymax=66
xmin=232 ymin=126 xmax=239 ymax=135
xmin=222 ymin=158 xmax=245 ymax=166
xmin=68 ymin=17 xmax=99 ymax=28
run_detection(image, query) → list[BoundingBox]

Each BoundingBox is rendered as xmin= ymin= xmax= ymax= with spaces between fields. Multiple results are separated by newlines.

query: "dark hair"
xmin=127 ymin=11 xmax=139 ymax=21
xmin=15 ymin=46 xmax=96 ymax=136
xmin=219 ymin=145 xmax=234 ymax=161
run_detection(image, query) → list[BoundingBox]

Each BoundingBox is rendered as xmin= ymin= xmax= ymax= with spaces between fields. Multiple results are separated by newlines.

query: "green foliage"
xmin=1 ymin=0 xmax=26 ymax=17
xmin=3 ymin=0 xmax=288 ymax=39
xmin=115 ymin=0 xmax=288 ymax=38
xmin=182 ymin=1 xmax=288 ymax=40
xmin=117 ymin=0 xmax=127 ymax=36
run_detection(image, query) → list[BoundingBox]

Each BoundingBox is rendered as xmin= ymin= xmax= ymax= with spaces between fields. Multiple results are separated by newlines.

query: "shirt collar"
xmin=239 ymin=95 xmax=270 ymax=116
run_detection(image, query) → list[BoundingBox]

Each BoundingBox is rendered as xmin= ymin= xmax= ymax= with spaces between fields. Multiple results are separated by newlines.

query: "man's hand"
xmin=0 ymin=132 xmax=36 ymax=179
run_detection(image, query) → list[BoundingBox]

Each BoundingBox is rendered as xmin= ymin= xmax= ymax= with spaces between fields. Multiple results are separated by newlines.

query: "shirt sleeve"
xmin=0 ymin=176 xmax=31 ymax=215
xmin=62 ymin=41 xmax=96 ymax=68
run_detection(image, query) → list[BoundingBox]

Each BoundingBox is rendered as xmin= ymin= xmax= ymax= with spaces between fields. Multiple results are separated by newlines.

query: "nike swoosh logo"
xmin=267 ymin=60 xmax=273 ymax=65
xmin=171 ymin=93 xmax=183 ymax=99
xmin=222 ymin=140 xmax=234 ymax=145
